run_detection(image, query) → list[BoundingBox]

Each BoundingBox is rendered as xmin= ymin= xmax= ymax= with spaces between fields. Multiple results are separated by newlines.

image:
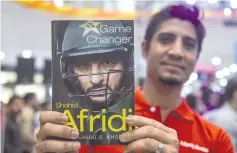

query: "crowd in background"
xmin=1 ymin=93 xmax=51 ymax=153
xmin=185 ymin=86 xmax=225 ymax=115
xmin=186 ymin=76 xmax=237 ymax=152
xmin=1 ymin=76 xmax=237 ymax=153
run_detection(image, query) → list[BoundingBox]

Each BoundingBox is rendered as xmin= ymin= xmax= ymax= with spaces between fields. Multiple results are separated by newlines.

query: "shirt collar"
xmin=135 ymin=87 xmax=194 ymax=123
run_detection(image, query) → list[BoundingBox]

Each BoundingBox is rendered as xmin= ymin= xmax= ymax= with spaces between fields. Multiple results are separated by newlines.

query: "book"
xmin=51 ymin=20 xmax=135 ymax=145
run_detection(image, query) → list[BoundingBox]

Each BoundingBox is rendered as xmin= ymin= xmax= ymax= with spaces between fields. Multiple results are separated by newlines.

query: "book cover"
xmin=51 ymin=20 xmax=135 ymax=145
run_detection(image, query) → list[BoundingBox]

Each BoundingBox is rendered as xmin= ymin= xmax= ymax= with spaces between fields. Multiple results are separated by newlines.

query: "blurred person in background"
xmin=206 ymin=92 xmax=221 ymax=111
xmin=219 ymin=93 xmax=226 ymax=106
xmin=19 ymin=93 xmax=38 ymax=153
xmin=4 ymin=95 xmax=24 ymax=153
xmin=185 ymin=93 xmax=197 ymax=111
xmin=197 ymin=85 xmax=222 ymax=114
xmin=41 ymin=101 xmax=52 ymax=111
xmin=198 ymin=75 xmax=214 ymax=111
xmin=33 ymin=103 xmax=41 ymax=131
xmin=203 ymin=76 xmax=237 ymax=152
xmin=195 ymin=89 xmax=207 ymax=115
xmin=139 ymin=77 xmax=146 ymax=88
xmin=201 ymin=86 xmax=213 ymax=106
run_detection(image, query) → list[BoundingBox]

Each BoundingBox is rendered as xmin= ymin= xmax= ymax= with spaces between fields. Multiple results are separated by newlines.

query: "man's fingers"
xmin=126 ymin=115 xmax=175 ymax=133
xmin=39 ymin=111 xmax=68 ymax=125
xmin=37 ymin=122 xmax=79 ymax=141
xmin=119 ymin=125 xmax=170 ymax=144
xmin=124 ymin=138 xmax=168 ymax=153
xmin=36 ymin=140 xmax=81 ymax=153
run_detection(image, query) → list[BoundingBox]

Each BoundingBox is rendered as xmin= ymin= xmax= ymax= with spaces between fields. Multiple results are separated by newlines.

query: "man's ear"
xmin=141 ymin=40 xmax=148 ymax=60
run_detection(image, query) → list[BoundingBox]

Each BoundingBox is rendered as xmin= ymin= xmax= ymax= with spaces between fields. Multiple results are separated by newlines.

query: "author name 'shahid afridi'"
xmin=63 ymin=108 xmax=133 ymax=133
xmin=62 ymin=20 xmax=133 ymax=49
xmin=55 ymin=102 xmax=80 ymax=109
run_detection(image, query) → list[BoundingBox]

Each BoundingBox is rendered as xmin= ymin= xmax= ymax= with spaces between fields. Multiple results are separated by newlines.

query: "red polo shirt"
xmin=79 ymin=87 xmax=234 ymax=153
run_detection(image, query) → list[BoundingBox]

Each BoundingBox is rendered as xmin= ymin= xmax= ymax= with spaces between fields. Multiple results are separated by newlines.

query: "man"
xmin=55 ymin=20 xmax=134 ymax=145
xmin=4 ymin=95 xmax=24 ymax=153
xmin=36 ymin=3 xmax=234 ymax=153
xmin=203 ymin=76 xmax=237 ymax=152
xmin=19 ymin=93 xmax=38 ymax=153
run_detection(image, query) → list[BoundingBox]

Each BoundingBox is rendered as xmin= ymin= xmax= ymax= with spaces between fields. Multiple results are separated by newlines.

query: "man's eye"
xmin=103 ymin=61 xmax=112 ymax=65
xmin=101 ymin=60 xmax=116 ymax=70
xmin=158 ymin=35 xmax=175 ymax=44
xmin=183 ymin=40 xmax=196 ymax=50
xmin=75 ymin=64 xmax=90 ymax=71
xmin=102 ymin=60 xmax=118 ymax=65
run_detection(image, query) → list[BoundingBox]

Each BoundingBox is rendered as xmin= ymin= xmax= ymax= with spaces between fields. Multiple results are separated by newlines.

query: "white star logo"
xmin=79 ymin=21 xmax=101 ymax=37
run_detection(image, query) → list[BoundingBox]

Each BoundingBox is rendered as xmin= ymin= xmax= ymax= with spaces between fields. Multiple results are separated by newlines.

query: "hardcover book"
xmin=51 ymin=20 xmax=135 ymax=145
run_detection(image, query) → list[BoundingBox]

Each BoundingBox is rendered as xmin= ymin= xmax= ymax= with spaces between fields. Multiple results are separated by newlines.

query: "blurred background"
xmin=1 ymin=0 xmax=237 ymax=153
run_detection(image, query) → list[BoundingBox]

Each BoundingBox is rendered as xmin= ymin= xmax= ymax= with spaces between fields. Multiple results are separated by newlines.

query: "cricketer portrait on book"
xmin=51 ymin=20 xmax=135 ymax=145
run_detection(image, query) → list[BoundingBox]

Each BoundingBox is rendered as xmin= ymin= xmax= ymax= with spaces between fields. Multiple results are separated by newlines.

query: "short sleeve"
xmin=214 ymin=129 xmax=234 ymax=153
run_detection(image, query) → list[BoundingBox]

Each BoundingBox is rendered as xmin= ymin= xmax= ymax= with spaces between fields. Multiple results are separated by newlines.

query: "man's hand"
xmin=36 ymin=111 xmax=81 ymax=153
xmin=119 ymin=115 xmax=179 ymax=153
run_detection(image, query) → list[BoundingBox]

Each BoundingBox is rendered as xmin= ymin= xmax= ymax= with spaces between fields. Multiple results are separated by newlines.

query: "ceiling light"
xmin=213 ymin=85 xmax=221 ymax=92
xmin=216 ymin=71 xmax=224 ymax=79
xmin=22 ymin=50 xmax=32 ymax=59
xmin=222 ymin=68 xmax=230 ymax=76
xmin=230 ymin=0 xmax=237 ymax=9
xmin=219 ymin=78 xmax=227 ymax=87
xmin=224 ymin=8 xmax=232 ymax=16
xmin=0 ymin=52 xmax=5 ymax=60
xmin=211 ymin=57 xmax=221 ymax=66
xmin=0 ymin=72 xmax=7 ymax=84
xmin=54 ymin=0 xmax=64 ymax=8
xmin=186 ymin=0 xmax=196 ymax=5
xmin=229 ymin=64 xmax=237 ymax=73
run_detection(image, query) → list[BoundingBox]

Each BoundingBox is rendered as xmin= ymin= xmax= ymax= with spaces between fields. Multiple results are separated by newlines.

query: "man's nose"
xmin=168 ymin=39 xmax=184 ymax=59
xmin=90 ymin=64 xmax=103 ymax=84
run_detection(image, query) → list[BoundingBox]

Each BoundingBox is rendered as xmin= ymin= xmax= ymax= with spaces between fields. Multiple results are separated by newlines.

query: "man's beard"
xmin=84 ymin=84 xmax=121 ymax=111
xmin=87 ymin=92 xmax=117 ymax=110
xmin=159 ymin=76 xmax=183 ymax=86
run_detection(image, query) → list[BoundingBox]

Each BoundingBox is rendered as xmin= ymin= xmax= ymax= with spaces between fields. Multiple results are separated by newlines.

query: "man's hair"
xmin=7 ymin=95 xmax=21 ymax=106
xmin=23 ymin=92 xmax=36 ymax=103
xmin=224 ymin=76 xmax=237 ymax=101
xmin=144 ymin=4 xmax=206 ymax=54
